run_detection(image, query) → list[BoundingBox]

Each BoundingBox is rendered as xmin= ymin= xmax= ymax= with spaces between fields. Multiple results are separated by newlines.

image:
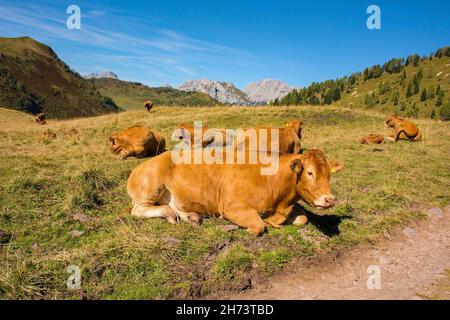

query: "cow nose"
xmin=324 ymin=196 xmax=336 ymax=207
xmin=314 ymin=195 xmax=337 ymax=209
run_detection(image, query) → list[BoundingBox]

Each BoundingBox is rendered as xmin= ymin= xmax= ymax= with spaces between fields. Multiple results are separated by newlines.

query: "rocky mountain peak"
xmin=179 ymin=78 xmax=250 ymax=105
xmin=243 ymin=79 xmax=292 ymax=104
xmin=85 ymin=70 xmax=119 ymax=80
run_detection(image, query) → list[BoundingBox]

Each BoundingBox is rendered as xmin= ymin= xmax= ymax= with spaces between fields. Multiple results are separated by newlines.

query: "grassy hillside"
xmin=0 ymin=37 xmax=119 ymax=119
xmin=277 ymin=47 xmax=450 ymax=120
xmin=0 ymin=105 xmax=449 ymax=299
xmin=92 ymin=78 xmax=220 ymax=109
xmin=337 ymin=54 xmax=450 ymax=118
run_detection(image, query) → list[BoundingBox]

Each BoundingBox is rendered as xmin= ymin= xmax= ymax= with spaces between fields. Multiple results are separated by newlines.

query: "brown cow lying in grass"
xmin=127 ymin=149 xmax=343 ymax=236
xmin=242 ymin=120 xmax=303 ymax=154
xmin=177 ymin=119 xmax=303 ymax=154
xmin=176 ymin=123 xmax=227 ymax=148
xmin=110 ymin=125 xmax=166 ymax=159
xmin=385 ymin=115 xmax=422 ymax=142
xmin=360 ymin=133 xmax=384 ymax=144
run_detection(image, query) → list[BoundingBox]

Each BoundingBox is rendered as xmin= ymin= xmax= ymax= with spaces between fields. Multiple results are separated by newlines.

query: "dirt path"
xmin=225 ymin=205 xmax=450 ymax=300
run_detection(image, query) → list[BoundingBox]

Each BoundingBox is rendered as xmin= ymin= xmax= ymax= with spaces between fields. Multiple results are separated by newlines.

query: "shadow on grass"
xmin=290 ymin=204 xmax=352 ymax=237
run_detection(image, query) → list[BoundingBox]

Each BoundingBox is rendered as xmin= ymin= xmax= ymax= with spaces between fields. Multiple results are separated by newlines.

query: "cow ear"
xmin=328 ymin=160 xmax=344 ymax=174
xmin=290 ymin=159 xmax=303 ymax=174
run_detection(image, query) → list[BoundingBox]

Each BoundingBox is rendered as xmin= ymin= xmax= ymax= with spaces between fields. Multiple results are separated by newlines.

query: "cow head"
xmin=290 ymin=149 xmax=344 ymax=209
xmin=385 ymin=115 xmax=402 ymax=128
xmin=285 ymin=120 xmax=303 ymax=139
xmin=109 ymin=134 xmax=120 ymax=153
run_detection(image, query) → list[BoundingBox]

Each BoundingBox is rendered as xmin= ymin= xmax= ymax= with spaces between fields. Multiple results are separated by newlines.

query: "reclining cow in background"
xmin=360 ymin=133 xmax=384 ymax=144
xmin=176 ymin=123 xmax=227 ymax=148
xmin=110 ymin=125 xmax=165 ymax=159
xmin=127 ymin=148 xmax=344 ymax=236
xmin=251 ymin=119 xmax=303 ymax=154
xmin=177 ymin=119 xmax=304 ymax=154
xmin=385 ymin=115 xmax=422 ymax=142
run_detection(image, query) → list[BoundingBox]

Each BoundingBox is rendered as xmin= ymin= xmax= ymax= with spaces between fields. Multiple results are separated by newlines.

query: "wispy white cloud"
xmin=84 ymin=10 xmax=107 ymax=18
xmin=0 ymin=3 xmax=243 ymax=55
xmin=176 ymin=66 xmax=196 ymax=76
xmin=0 ymin=2 xmax=259 ymax=86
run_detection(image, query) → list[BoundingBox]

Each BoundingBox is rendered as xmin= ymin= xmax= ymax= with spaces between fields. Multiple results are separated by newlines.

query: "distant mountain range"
xmin=179 ymin=78 xmax=293 ymax=105
xmin=85 ymin=71 xmax=119 ymax=80
xmin=179 ymin=79 xmax=250 ymax=105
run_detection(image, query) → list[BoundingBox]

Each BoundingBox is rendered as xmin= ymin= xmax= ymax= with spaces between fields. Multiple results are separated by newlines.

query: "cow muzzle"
xmin=313 ymin=195 xmax=336 ymax=209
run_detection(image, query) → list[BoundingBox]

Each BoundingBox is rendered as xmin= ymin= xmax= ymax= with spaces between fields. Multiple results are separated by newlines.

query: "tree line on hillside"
xmin=272 ymin=46 xmax=450 ymax=120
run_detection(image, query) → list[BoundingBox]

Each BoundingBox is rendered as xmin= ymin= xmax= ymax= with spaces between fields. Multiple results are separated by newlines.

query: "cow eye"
xmin=307 ymin=171 xmax=313 ymax=177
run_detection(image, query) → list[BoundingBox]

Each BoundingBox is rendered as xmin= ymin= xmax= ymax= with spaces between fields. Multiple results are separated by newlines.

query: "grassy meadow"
xmin=0 ymin=105 xmax=449 ymax=299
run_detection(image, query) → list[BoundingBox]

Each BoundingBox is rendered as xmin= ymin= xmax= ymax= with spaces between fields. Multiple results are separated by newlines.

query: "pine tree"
xmin=332 ymin=86 xmax=341 ymax=101
xmin=406 ymin=81 xmax=413 ymax=98
xmin=363 ymin=68 xmax=372 ymax=81
xmin=417 ymin=68 xmax=423 ymax=80
xmin=436 ymin=90 xmax=444 ymax=107
xmin=429 ymin=85 xmax=436 ymax=99
xmin=400 ymin=70 xmax=407 ymax=86
xmin=412 ymin=74 xmax=420 ymax=95
xmin=392 ymin=91 xmax=399 ymax=106
xmin=289 ymin=90 xmax=299 ymax=105
xmin=420 ymin=88 xmax=428 ymax=102
xmin=440 ymin=101 xmax=450 ymax=121
xmin=372 ymin=65 xmax=383 ymax=78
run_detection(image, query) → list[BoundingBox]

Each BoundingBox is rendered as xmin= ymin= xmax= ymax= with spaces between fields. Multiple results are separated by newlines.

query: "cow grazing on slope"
xmin=144 ymin=101 xmax=153 ymax=112
xmin=35 ymin=113 xmax=46 ymax=125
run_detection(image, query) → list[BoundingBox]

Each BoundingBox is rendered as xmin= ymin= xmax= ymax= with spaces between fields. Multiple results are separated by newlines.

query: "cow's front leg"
xmin=264 ymin=213 xmax=287 ymax=229
xmin=131 ymin=203 xmax=178 ymax=224
xmin=224 ymin=209 xmax=266 ymax=236
xmin=388 ymin=127 xmax=405 ymax=142
xmin=264 ymin=205 xmax=294 ymax=228
xmin=292 ymin=215 xmax=308 ymax=226
xmin=177 ymin=210 xmax=202 ymax=226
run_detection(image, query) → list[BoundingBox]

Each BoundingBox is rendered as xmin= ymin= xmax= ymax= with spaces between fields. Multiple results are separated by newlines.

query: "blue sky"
xmin=0 ymin=0 xmax=449 ymax=88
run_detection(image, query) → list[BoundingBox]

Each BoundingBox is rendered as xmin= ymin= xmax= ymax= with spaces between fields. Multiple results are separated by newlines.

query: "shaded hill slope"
xmin=0 ymin=37 xmax=118 ymax=119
